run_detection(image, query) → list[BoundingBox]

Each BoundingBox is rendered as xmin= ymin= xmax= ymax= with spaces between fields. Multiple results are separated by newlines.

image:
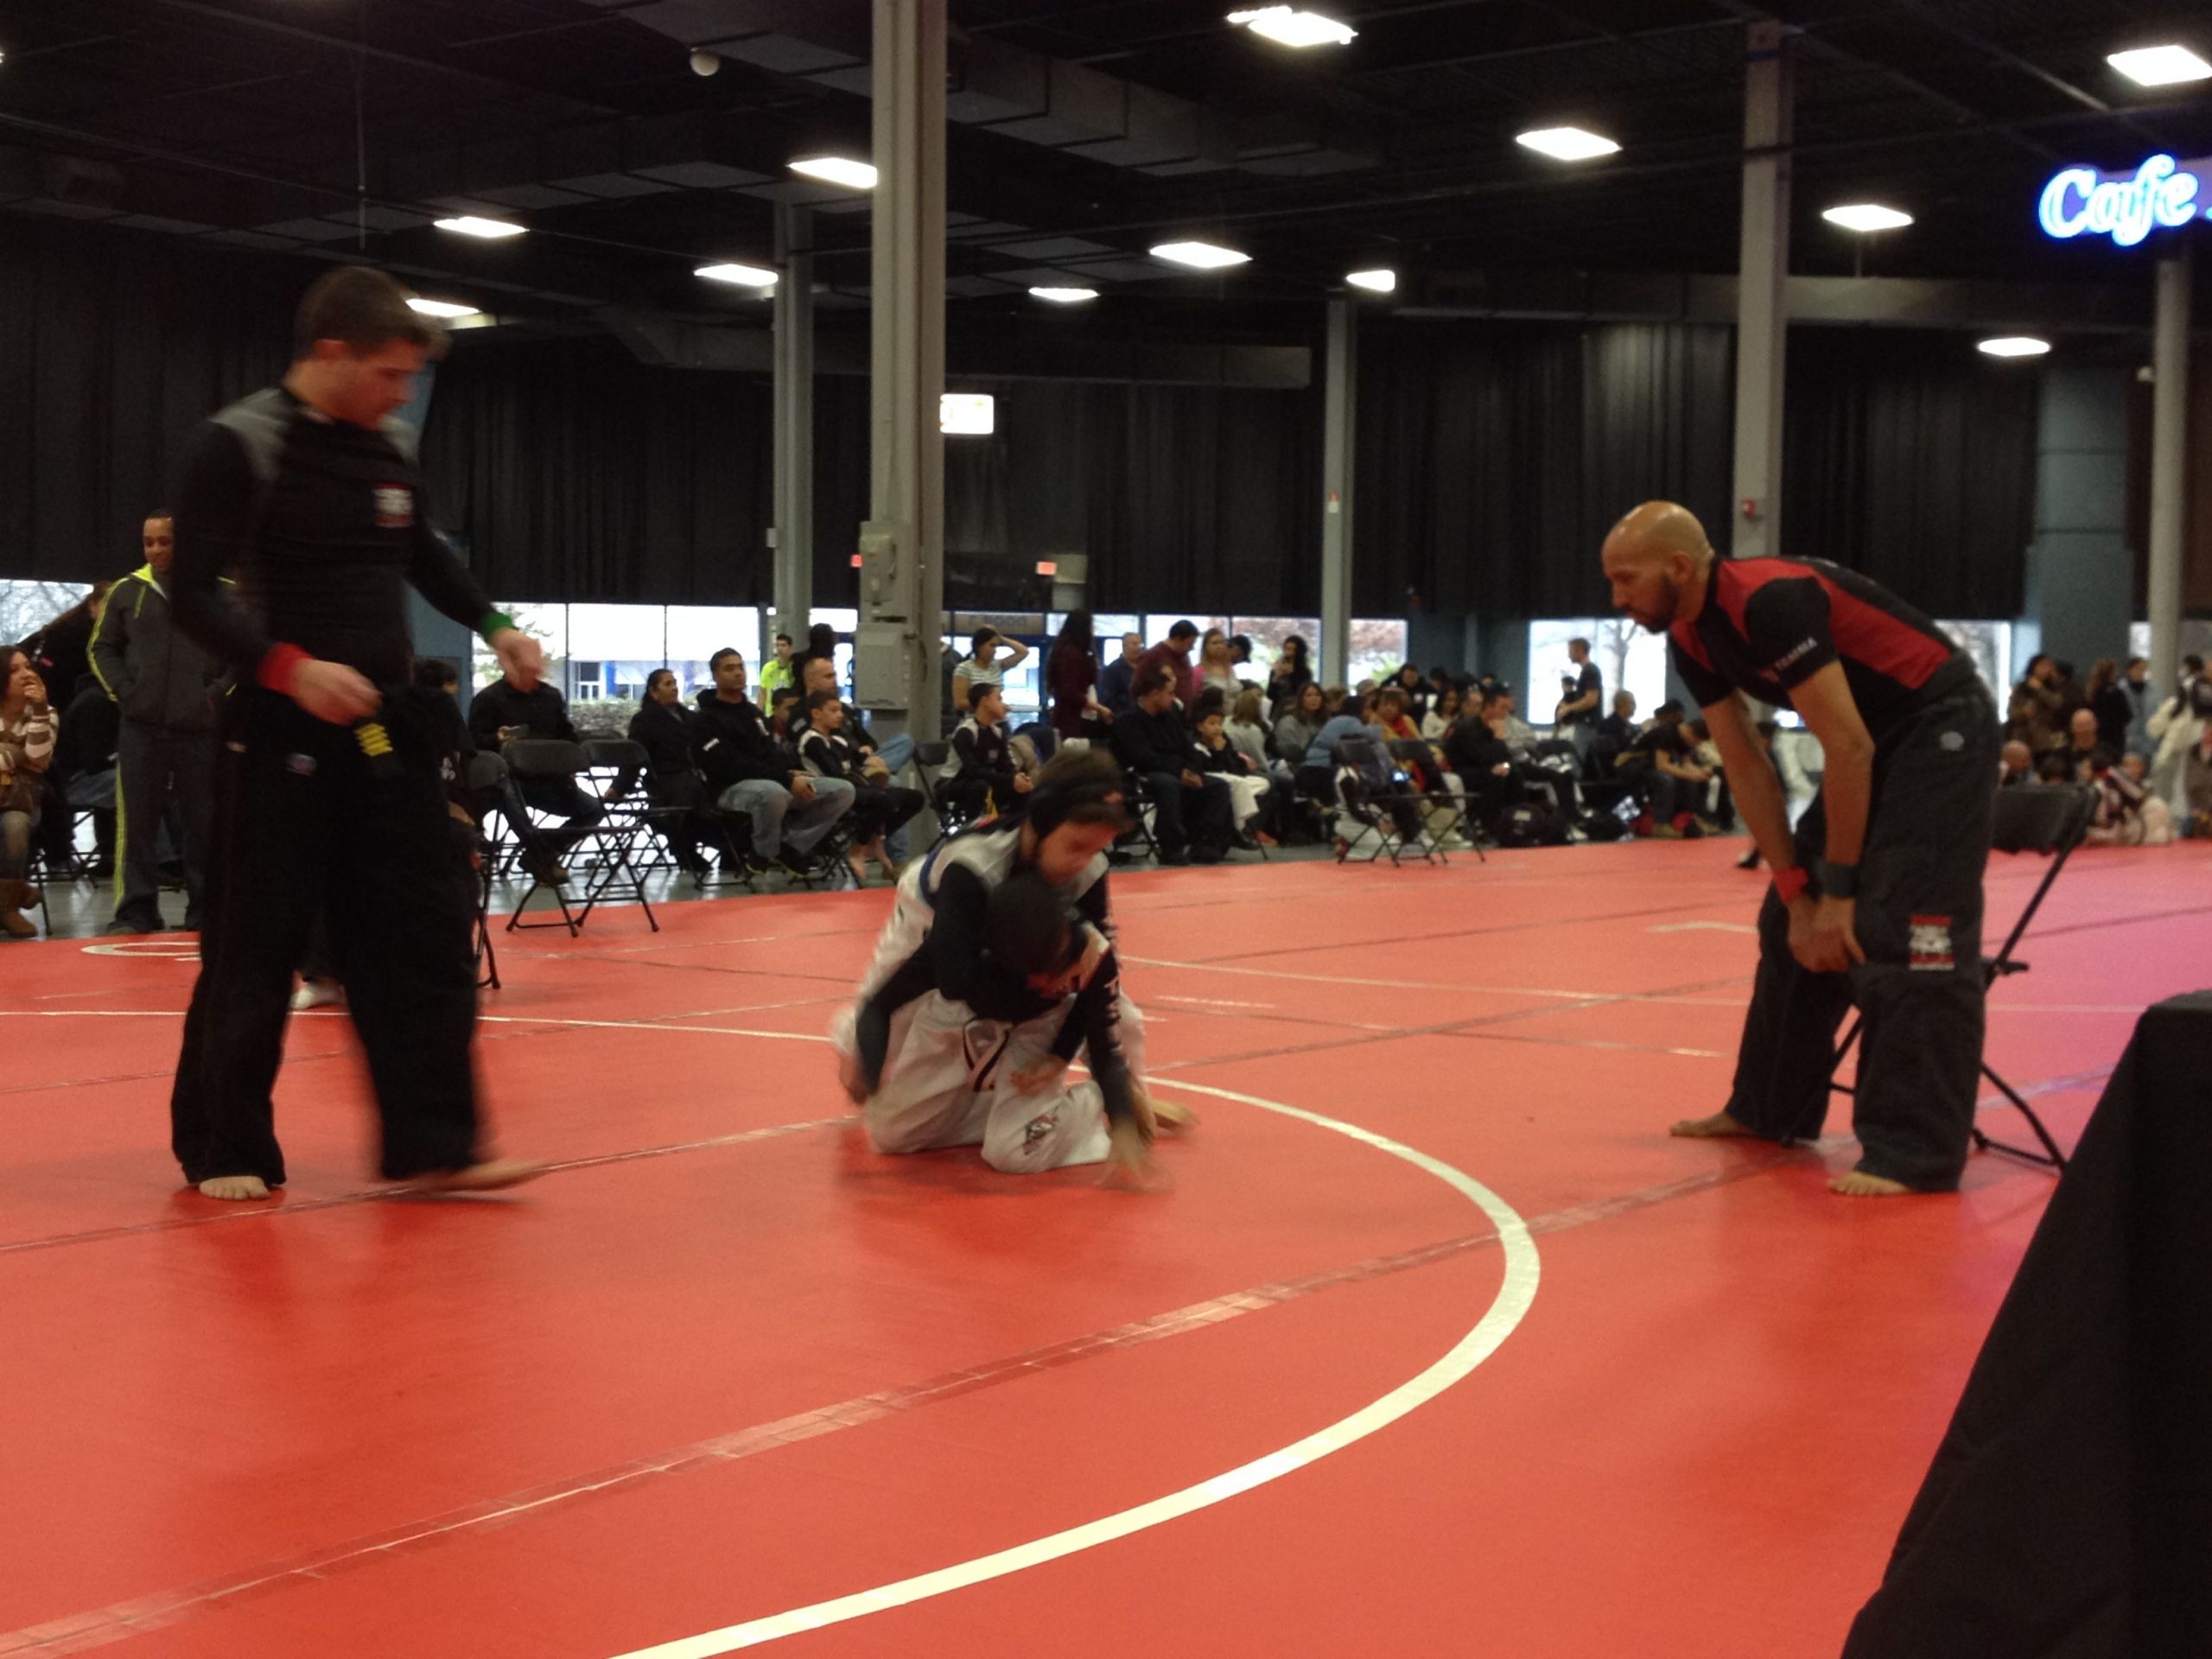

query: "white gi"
xmin=833 ymin=826 xmax=1146 ymax=1174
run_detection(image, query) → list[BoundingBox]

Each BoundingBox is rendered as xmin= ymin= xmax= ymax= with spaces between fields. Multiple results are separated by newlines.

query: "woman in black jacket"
xmin=627 ymin=670 xmax=714 ymax=873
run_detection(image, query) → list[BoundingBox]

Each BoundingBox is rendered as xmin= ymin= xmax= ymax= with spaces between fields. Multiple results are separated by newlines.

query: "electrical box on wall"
xmin=852 ymin=623 xmax=911 ymax=709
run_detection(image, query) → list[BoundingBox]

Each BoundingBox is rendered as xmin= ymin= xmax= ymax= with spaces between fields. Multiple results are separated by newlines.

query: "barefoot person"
xmin=834 ymin=748 xmax=1179 ymax=1182
xmin=1601 ymin=502 xmax=1998 ymax=1197
xmin=166 ymin=266 xmax=540 ymax=1201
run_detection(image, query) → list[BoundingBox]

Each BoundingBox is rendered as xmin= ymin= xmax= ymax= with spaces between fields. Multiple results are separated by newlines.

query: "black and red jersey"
xmin=1669 ymin=556 xmax=1978 ymax=740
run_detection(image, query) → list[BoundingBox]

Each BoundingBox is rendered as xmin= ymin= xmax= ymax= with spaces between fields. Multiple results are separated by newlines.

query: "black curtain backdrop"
xmin=1353 ymin=319 xmax=1737 ymax=618
xmin=1783 ymin=329 xmax=2039 ymax=617
xmin=0 ymin=216 xmax=2043 ymax=620
xmin=0 ymin=219 xmax=297 ymax=582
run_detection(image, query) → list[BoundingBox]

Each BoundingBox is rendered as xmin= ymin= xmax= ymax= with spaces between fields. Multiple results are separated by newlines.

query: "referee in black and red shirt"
xmin=166 ymin=267 xmax=541 ymax=1201
xmin=1601 ymin=501 xmax=1999 ymax=1196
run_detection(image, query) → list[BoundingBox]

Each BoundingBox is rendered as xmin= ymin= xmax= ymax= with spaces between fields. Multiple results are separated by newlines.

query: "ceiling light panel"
xmin=432 ymin=215 xmax=525 ymax=239
xmin=1978 ymin=337 xmax=2052 ymax=359
xmin=406 ymin=298 xmax=480 ymax=319
xmin=789 ymin=156 xmax=878 ymax=190
xmin=2107 ymin=45 xmax=2212 ymax=86
xmin=1346 ymin=269 xmax=1396 ymax=293
xmin=696 ymin=263 xmax=779 ymax=288
xmin=1150 ymin=240 xmax=1249 ymax=270
xmin=1029 ymin=287 xmax=1099 ymax=303
xmin=1228 ymin=8 xmax=1357 ymax=48
xmin=1821 ymin=203 xmax=1914 ymax=232
xmin=1516 ymin=127 xmax=1619 ymax=162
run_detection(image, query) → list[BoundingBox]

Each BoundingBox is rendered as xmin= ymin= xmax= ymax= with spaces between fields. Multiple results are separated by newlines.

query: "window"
xmin=1230 ymin=616 xmax=1320 ymax=684
xmin=1345 ymin=620 xmax=1408 ymax=690
xmin=0 ymin=580 xmax=92 ymax=646
xmin=1935 ymin=621 xmax=2013 ymax=700
xmin=1527 ymin=618 xmax=1668 ymax=725
xmin=667 ymin=606 xmax=761 ymax=701
xmin=568 ymin=603 xmax=671 ymax=709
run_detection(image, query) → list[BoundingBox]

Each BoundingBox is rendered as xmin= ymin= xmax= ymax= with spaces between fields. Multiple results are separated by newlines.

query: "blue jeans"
xmin=872 ymin=734 xmax=917 ymax=859
xmin=717 ymin=777 xmax=855 ymax=857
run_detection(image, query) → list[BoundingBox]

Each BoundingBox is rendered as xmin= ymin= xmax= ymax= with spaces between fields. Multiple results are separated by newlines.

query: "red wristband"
xmin=1772 ymin=866 xmax=1809 ymax=905
xmin=257 ymin=643 xmax=309 ymax=695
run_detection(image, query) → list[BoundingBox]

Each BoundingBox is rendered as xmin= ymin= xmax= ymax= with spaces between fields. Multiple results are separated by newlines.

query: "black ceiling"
xmin=1 ymin=0 xmax=2207 ymax=336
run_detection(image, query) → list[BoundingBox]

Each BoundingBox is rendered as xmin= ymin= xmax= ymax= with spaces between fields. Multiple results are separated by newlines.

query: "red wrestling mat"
xmin=2 ymin=839 xmax=2203 ymax=1657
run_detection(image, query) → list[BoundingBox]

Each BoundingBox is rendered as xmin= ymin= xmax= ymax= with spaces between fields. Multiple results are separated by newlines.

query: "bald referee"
xmin=1602 ymin=503 xmax=1999 ymax=1196
xmin=167 ymin=267 xmax=539 ymax=1200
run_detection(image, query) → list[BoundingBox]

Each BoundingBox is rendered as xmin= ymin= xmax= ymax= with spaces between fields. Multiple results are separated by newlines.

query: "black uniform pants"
xmin=1140 ymin=771 xmax=1232 ymax=852
xmin=848 ymin=782 xmax=923 ymax=846
xmin=1723 ymin=686 xmax=1999 ymax=1190
xmin=171 ymin=690 xmax=481 ymax=1185
xmin=116 ymin=721 xmax=213 ymax=929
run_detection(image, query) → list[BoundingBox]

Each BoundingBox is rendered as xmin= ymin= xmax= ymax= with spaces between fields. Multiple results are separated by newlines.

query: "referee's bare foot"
xmin=1828 ymin=1170 xmax=1916 ymax=1198
xmin=197 ymin=1175 xmax=272 ymax=1202
xmin=1669 ymin=1109 xmax=1757 ymax=1139
xmin=404 ymin=1158 xmax=543 ymax=1193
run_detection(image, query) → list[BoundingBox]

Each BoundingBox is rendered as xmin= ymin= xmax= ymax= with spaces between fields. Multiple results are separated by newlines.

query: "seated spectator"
xmin=2 ymin=645 xmax=56 ymax=939
xmin=1422 ymin=684 xmax=1461 ymax=741
xmin=1109 ymin=665 xmax=1232 ymax=865
xmin=1192 ymin=693 xmax=1274 ymax=847
xmin=768 ymin=683 xmax=801 ymax=742
xmin=2085 ymin=658 xmax=2133 ymax=755
xmin=1389 ymin=664 xmax=1431 ymax=721
xmin=1625 ymin=702 xmax=1718 ymax=838
xmin=1098 ymin=631 xmax=1144 ymax=717
xmin=2059 ymin=707 xmax=2103 ymax=782
xmin=1999 ymin=739 xmax=2035 ymax=787
xmin=1370 ymin=686 xmax=1465 ymax=835
xmin=2007 ymin=654 xmax=2067 ymax=758
xmin=693 ymin=647 xmax=853 ymax=877
xmin=1299 ymin=686 xmax=1370 ymax=802
xmin=49 ymin=671 xmax=119 ymax=876
xmin=467 ymin=661 xmax=603 ymax=886
xmin=1444 ymin=696 xmax=1522 ymax=832
xmin=1274 ymin=681 xmax=1327 ymax=765
xmin=1592 ymin=689 xmax=1641 ymax=777
xmin=2084 ymin=747 xmax=2172 ymax=846
xmin=1135 ymin=620 xmax=1200 ymax=708
xmin=2183 ymin=724 xmax=2212 ymax=838
xmin=1266 ymin=634 xmax=1314 ymax=716
xmin=798 ymin=690 xmax=922 ymax=882
xmin=947 ymin=682 xmax=1029 ymax=822
xmin=627 ymin=668 xmax=715 ymax=874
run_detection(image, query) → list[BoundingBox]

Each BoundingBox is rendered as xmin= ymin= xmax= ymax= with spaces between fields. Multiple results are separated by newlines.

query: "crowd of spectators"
xmin=2005 ymin=650 xmax=2210 ymax=845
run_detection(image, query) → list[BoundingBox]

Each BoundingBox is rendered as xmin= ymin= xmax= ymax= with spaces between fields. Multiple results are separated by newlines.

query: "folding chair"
xmin=569 ymin=737 xmax=662 ymax=931
xmin=499 ymin=739 xmax=603 ymax=937
xmin=913 ymin=741 xmax=982 ymax=840
xmin=1332 ymin=735 xmax=1436 ymax=866
xmin=1386 ymin=738 xmax=1483 ymax=863
xmin=1828 ymin=783 xmax=2097 ymax=1171
xmin=461 ymin=751 xmax=507 ymax=986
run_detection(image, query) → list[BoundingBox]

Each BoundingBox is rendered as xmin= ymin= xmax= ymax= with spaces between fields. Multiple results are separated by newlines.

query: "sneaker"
xmin=104 ymin=918 xmax=163 ymax=936
xmin=1157 ymin=846 xmax=1192 ymax=867
xmin=291 ymin=979 xmax=346 ymax=1012
xmin=524 ymin=854 xmax=571 ymax=887
xmin=774 ymin=849 xmax=816 ymax=879
xmin=1735 ymin=847 xmax=1763 ymax=870
xmin=1191 ymin=843 xmax=1225 ymax=865
xmin=1651 ymin=823 xmax=1684 ymax=840
xmin=739 ymin=853 xmax=773 ymax=879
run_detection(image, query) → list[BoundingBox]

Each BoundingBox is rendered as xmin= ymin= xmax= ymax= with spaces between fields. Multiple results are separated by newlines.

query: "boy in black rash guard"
xmin=797 ymin=690 xmax=922 ymax=883
xmin=164 ymin=267 xmax=541 ymax=1201
xmin=1602 ymin=500 xmax=1999 ymax=1198
xmin=833 ymin=749 xmax=1185 ymax=1180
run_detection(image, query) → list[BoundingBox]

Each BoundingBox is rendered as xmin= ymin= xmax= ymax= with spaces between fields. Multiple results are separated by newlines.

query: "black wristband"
xmin=1817 ymin=860 xmax=1859 ymax=899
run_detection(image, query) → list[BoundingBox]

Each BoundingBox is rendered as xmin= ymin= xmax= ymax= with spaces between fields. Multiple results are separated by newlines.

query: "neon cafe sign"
xmin=2037 ymin=153 xmax=2205 ymax=248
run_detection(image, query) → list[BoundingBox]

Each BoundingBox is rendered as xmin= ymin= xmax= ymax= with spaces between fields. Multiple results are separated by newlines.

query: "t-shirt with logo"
xmin=1669 ymin=556 xmax=1977 ymax=743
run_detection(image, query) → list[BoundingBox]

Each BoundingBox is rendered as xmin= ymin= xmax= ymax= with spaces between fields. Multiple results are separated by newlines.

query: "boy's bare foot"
xmin=197 ymin=1174 xmax=272 ymax=1201
xmin=1828 ymin=1170 xmax=1916 ymax=1198
xmin=1669 ymin=1109 xmax=1757 ymax=1139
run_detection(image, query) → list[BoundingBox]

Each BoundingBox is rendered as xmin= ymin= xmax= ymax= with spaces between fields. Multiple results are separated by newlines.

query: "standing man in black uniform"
xmin=168 ymin=266 xmax=541 ymax=1201
xmin=1601 ymin=501 xmax=1999 ymax=1196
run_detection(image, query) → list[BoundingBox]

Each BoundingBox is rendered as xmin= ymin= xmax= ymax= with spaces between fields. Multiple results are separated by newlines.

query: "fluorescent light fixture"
xmin=2107 ymin=44 xmax=2212 ymax=86
xmin=405 ymin=298 xmax=480 ymax=319
xmin=433 ymin=215 xmax=525 ymax=239
xmin=1150 ymin=239 xmax=1250 ymax=270
xmin=789 ymin=156 xmax=877 ymax=190
xmin=1227 ymin=8 xmax=1357 ymax=48
xmin=696 ymin=262 xmax=779 ymax=288
xmin=1029 ymin=286 xmax=1099 ymax=303
xmin=940 ymin=393 xmax=995 ymax=435
xmin=1822 ymin=202 xmax=1914 ymax=232
xmin=1346 ymin=268 xmax=1396 ymax=294
xmin=1978 ymin=336 xmax=2052 ymax=359
xmin=1516 ymin=126 xmax=1619 ymax=162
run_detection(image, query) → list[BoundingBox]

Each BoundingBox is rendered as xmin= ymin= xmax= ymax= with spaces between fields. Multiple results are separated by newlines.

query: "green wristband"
xmin=478 ymin=610 xmax=518 ymax=644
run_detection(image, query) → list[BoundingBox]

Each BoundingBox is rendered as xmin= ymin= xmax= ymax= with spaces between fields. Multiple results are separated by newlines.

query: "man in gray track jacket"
xmin=90 ymin=513 xmax=226 ymax=932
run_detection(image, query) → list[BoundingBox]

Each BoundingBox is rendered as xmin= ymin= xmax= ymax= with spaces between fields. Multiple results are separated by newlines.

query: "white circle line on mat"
xmin=605 ymin=1074 xmax=1542 ymax=1658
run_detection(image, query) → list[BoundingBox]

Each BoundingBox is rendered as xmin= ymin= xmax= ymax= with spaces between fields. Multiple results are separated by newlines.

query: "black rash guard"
xmin=169 ymin=385 xmax=499 ymax=690
xmin=1669 ymin=556 xmax=1979 ymax=744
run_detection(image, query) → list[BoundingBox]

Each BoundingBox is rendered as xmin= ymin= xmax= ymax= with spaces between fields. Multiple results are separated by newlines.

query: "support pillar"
xmin=855 ymin=0 xmax=947 ymax=741
xmin=1730 ymin=19 xmax=1792 ymax=558
xmin=770 ymin=204 xmax=815 ymax=659
xmin=1320 ymin=298 xmax=1356 ymax=686
xmin=2146 ymin=249 xmax=2191 ymax=696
